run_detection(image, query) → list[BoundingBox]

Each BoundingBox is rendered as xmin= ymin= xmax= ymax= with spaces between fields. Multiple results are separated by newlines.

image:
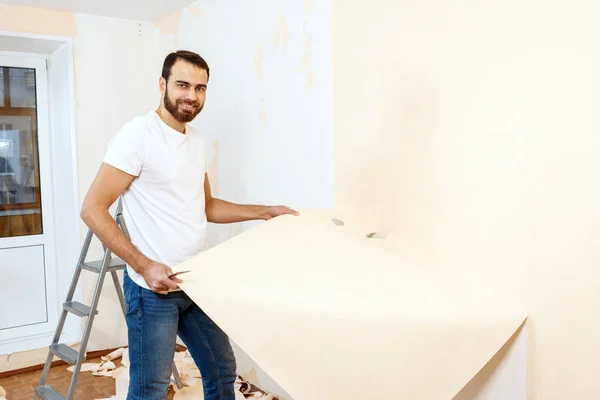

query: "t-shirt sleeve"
xmin=102 ymin=121 xmax=147 ymax=176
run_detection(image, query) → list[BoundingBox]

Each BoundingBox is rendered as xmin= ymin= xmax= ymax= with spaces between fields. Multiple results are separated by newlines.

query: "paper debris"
xmin=100 ymin=361 xmax=116 ymax=370
xmin=0 ymin=385 xmax=6 ymax=400
xmin=235 ymin=390 xmax=246 ymax=400
xmin=67 ymin=363 xmax=101 ymax=373
xmin=173 ymin=384 xmax=204 ymax=400
xmin=101 ymin=348 xmax=126 ymax=362
xmin=171 ymin=351 xmax=203 ymax=388
xmin=67 ymin=361 xmax=116 ymax=375
xmin=235 ymin=377 xmax=251 ymax=394
xmin=81 ymin=348 xmax=275 ymax=400
xmin=110 ymin=366 xmax=124 ymax=378
xmin=92 ymin=368 xmax=117 ymax=377
xmin=180 ymin=364 xmax=201 ymax=378
xmin=120 ymin=348 xmax=130 ymax=367
xmin=172 ymin=381 xmax=273 ymax=400
xmin=114 ymin=365 xmax=129 ymax=399
xmin=238 ymin=391 xmax=274 ymax=399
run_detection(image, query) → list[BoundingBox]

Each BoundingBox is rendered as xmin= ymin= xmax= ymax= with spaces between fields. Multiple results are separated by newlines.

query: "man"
xmin=81 ymin=50 xmax=298 ymax=400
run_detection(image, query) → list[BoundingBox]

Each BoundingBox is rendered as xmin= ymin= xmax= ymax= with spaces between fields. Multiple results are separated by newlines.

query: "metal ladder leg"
xmin=36 ymin=200 xmax=122 ymax=400
xmin=64 ymin=248 xmax=112 ymax=400
xmin=35 ymin=197 xmax=183 ymax=399
xmin=37 ymin=228 xmax=94 ymax=391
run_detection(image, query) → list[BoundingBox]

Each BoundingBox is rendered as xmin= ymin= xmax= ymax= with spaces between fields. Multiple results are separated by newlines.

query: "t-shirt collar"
xmin=152 ymin=111 xmax=189 ymax=141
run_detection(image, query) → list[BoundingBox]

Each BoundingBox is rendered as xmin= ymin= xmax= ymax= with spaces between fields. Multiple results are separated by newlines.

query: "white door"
xmin=0 ymin=55 xmax=58 ymax=351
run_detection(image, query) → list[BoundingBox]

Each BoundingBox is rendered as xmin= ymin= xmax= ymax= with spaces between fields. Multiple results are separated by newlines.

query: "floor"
xmin=0 ymin=357 xmax=176 ymax=400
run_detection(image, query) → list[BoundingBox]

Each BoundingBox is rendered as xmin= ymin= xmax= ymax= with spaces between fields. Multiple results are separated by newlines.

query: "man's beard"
xmin=164 ymin=87 xmax=203 ymax=123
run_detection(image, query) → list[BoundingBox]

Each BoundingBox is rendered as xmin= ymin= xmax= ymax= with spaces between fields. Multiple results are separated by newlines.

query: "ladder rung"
xmin=63 ymin=301 xmax=97 ymax=317
xmin=35 ymin=386 xmax=65 ymax=400
xmin=80 ymin=257 xmax=126 ymax=273
xmin=49 ymin=344 xmax=81 ymax=364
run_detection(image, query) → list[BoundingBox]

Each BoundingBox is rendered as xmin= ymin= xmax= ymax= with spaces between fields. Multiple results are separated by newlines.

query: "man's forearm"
xmin=206 ymin=198 xmax=267 ymax=223
xmin=81 ymin=206 xmax=150 ymax=273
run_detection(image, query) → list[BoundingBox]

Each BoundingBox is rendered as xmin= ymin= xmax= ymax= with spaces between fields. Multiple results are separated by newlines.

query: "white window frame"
xmin=0 ymin=33 xmax=81 ymax=355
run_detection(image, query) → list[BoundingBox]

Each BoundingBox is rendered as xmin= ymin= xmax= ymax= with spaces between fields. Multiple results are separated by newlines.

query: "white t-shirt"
xmin=103 ymin=110 xmax=208 ymax=290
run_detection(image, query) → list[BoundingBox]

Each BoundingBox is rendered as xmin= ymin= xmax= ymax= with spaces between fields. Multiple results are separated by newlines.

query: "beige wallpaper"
xmin=333 ymin=1 xmax=600 ymax=399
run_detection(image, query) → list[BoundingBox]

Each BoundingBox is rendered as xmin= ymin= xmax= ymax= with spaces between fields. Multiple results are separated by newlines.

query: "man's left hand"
xmin=263 ymin=205 xmax=299 ymax=220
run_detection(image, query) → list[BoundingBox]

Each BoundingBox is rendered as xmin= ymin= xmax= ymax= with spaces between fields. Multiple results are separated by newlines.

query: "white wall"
xmin=156 ymin=0 xmax=334 ymax=243
xmin=48 ymin=40 xmax=82 ymax=342
xmin=156 ymin=0 xmax=334 ymax=396
xmin=73 ymin=13 xmax=161 ymax=351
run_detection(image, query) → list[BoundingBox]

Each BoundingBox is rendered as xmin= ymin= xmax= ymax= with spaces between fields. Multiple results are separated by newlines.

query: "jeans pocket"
xmin=123 ymin=274 xmax=135 ymax=310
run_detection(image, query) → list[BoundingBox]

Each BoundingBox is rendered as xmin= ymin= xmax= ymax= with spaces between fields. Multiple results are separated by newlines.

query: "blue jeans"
xmin=123 ymin=271 xmax=237 ymax=400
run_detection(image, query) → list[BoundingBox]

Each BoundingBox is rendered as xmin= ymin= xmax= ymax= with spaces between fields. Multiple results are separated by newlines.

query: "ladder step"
xmin=80 ymin=257 xmax=126 ymax=273
xmin=49 ymin=344 xmax=82 ymax=364
xmin=35 ymin=385 xmax=65 ymax=400
xmin=63 ymin=301 xmax=97 ymax=317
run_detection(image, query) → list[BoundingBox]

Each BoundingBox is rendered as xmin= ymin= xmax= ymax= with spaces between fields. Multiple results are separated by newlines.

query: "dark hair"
xmin=161 ymin=50 xmax=210 ymax=81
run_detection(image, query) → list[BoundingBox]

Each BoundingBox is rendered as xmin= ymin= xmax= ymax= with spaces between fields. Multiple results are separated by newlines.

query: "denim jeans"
xmin=123 ymin=271 xmax=237 ymax=400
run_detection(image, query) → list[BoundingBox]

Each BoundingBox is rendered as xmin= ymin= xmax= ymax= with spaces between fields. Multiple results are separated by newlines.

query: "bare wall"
xmin=73 ymin=13 xmax=160 ymax=351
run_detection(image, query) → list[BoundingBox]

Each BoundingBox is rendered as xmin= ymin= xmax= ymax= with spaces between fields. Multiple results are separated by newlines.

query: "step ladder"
xmin=35 ymin=197 xmax=183 ymax=400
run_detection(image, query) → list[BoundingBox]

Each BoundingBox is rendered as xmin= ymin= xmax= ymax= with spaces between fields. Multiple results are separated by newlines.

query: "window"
xmin=0 ymin=66 xmax=43 ymax=237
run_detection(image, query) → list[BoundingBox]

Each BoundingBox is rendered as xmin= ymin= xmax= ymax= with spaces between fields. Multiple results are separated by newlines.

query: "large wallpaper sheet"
xmin=175 ymin=209 xmax=526 ymax=399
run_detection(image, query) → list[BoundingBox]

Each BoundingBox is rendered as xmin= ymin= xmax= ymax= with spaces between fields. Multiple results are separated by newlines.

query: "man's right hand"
xmin=140 ymin=261 xmax=183 ymax=295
